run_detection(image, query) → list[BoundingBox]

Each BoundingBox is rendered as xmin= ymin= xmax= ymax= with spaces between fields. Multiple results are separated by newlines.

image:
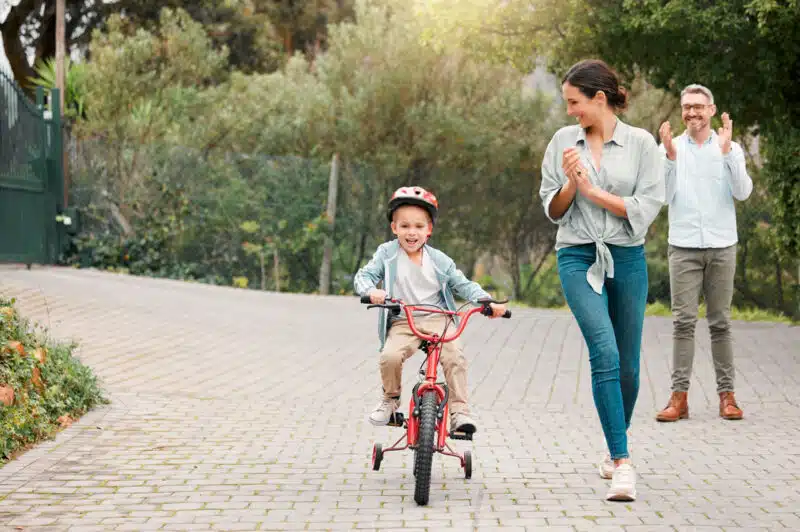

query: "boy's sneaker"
xmin=606 ymin=463 xmax=636 ymax=501
xmin=369 ymin=398 xmax=400 ymax=426
xmin=598 ymin=453 xmax=614 ymax=479
xmin=450 ymin=412 xmax=477 ymax=434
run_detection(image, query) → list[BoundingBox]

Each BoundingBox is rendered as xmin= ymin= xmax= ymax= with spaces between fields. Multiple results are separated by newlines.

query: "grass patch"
xmin=509 ymin=299 xmax=793 ymax=324
xmin=1 ymin=297 xmax=107 ymax=465
xmin=645 ymin=301 xmax=793 ymax=323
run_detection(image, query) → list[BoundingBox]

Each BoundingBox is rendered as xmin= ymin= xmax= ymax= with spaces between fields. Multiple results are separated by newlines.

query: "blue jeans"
xmin=557 ymin=243 xmax=648 ymax=460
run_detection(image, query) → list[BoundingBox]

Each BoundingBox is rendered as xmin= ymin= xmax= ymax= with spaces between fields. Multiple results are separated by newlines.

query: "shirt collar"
xmin=683 ymin=130 xmax=715 ymax=146
xmin=575 ymin=119 xmax=627 ymax=146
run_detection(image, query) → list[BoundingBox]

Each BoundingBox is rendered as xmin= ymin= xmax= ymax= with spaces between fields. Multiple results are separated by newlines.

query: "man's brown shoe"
xmin=719 ymin=392 xmax=743 ymax=420
xmin=656 ymin=391 xmax=689 ymax=422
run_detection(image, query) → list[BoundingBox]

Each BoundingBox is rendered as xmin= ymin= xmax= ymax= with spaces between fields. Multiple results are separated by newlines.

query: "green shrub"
xmin=0 ymin=298 xmax=107 ymax=464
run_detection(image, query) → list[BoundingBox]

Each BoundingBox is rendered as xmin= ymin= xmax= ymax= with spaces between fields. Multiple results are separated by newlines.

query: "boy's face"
xmin=391 ymin=205 xmax=432 ymax=254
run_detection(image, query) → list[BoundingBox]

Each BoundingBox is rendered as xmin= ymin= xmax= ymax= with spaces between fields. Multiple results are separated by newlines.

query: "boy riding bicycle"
xmin=354 ymin=186 xmax=507 ymax=435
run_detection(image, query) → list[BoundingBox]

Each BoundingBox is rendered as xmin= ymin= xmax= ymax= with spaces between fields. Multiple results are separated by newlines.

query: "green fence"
xmin=0 ymin=70 xmax=65 ymax=265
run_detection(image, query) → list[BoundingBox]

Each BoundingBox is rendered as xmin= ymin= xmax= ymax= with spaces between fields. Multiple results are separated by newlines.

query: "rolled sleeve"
xmin=723 ymin=143 xmax=753 ymax=201
xmin=624 ymin=135 xmax=665 ymax=239
xmin=539 ymin=136 xmax=573 ymax=225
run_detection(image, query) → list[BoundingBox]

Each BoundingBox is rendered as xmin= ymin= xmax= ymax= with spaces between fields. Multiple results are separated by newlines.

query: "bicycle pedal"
xmin=387 ymin=412 xmax=405 ymax=427
xmin=449 ymin=430 xmax=473 ymax=441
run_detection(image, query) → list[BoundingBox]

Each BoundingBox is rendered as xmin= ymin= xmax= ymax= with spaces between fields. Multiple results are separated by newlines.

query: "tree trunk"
xmin=776 ymin=256 xmax=784 ymax=310
xmin=35 ymin=4 xmax=57 ymax=69
xmin=796 ymin=261 xmax=800 ymax=321
xmin=351 ymin=231 xmax=368 ymax=281
xmin=466 ymin=255 xmax=477 ymax=281
xmin=739 ymin=240 xmax=749 ymax=292
xmin=284 ymin=27 xmax=293 ymax=55
xmin=318 ymin=153 xmax=339 ymax=295
xmin=523 ymin=236 xmax=557 ymax=295
xmin=510 ymin=249 xmax=521 ymax=301
xmin=273 ymin=248 xmax=280 ymax=292
xmin=0 ymin=0 xmax=41 ymax=94
xmin=259 ymin=251 xmax=266 ymax=290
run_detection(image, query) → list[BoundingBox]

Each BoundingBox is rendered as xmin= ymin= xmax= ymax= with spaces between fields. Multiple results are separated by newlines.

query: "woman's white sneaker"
xmin=598 ymin=453 xmax=614 ymax=479
xmin=606 ymin=463 xmax=636 ymax=501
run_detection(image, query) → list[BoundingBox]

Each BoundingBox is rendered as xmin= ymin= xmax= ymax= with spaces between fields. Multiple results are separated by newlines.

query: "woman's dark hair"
xmin=562 ymin=59 xmax=628 ymax=112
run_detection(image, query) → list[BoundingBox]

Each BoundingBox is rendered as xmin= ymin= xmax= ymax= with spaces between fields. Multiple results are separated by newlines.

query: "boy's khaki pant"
xmin=380 ymin=314 xmax=470 ymax=415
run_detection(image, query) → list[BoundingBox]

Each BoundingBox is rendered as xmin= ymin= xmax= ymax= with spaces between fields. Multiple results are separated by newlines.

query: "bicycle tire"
xmin=413 ymin=390 xmax=437 ymax=505
xmin=372 ymin=443 xmax=383 ymax=471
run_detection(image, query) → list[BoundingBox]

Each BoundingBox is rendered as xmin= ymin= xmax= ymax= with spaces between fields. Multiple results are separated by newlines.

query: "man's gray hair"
xmin=680 ymin=84 xmax=714 ymax=104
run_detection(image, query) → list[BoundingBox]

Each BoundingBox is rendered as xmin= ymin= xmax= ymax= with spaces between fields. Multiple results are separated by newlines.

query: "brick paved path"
xmin=1 ymin=265 xmax=798 ymax=531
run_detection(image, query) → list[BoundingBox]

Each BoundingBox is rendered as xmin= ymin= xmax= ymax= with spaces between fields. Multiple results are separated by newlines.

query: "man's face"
xmin=681 ymin=91 xmax=716 ymax=134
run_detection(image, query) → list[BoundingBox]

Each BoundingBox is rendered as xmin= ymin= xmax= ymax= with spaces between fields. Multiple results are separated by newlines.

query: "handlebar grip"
xmin=481 ymin=306 xmax=512 ymax=318
xmin=360 ymin=295 xmax=372 ymax=304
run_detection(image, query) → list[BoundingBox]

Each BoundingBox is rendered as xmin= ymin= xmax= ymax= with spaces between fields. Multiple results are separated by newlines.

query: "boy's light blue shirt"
xmin=354 ymin=239 xmax=491 ymax=351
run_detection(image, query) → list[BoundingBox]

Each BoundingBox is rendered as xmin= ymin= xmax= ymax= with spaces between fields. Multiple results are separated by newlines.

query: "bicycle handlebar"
xmin=359 ymin=295 xmax=511 ymax=343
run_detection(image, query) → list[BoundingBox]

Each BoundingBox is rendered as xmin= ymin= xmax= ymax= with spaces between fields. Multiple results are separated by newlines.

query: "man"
xmin=656 ymin=84 xmax=753 ymax=422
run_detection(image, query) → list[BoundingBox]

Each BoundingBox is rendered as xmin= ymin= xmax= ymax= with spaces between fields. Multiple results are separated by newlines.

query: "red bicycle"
xmin=360 ymin=295 xmax=511 ymax=505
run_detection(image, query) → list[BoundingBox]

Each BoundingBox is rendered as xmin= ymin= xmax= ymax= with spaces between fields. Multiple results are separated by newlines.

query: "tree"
xmin=1 ymin=0 xmax=355 ymax=93
xmin=1 ymin=0 xmax=95 ymax=93
xmin=75 ymin=8 xmax=228 ymax=233
xmin=410 ymin=0 xmax=587 ymax=72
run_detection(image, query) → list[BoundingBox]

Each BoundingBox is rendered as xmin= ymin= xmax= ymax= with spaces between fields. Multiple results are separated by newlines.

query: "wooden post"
xmin=55 ymin=0 xmax=65 ymax=113
xmin=318 ymin=153 xmax=339 ymax=295
xmin=55 ymin=0 xmax=69 ymax=207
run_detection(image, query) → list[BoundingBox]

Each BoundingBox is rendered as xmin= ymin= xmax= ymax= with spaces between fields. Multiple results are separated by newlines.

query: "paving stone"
xmin=0 ymin=265 xmax=798 ymax=530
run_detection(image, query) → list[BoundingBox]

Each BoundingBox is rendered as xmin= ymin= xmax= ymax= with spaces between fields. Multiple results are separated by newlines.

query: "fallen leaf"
xmin=57 ymin=415 xmax=75 ymax=429
xmin=0 ymin=385 xmax=14 ymax=406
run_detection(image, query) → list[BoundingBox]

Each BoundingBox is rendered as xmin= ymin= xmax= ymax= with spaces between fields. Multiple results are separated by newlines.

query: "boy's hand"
xmin=488 ymin=302 xmax=507 ymax=318
xmin=369 ymin=289 xmax=387 ymax=304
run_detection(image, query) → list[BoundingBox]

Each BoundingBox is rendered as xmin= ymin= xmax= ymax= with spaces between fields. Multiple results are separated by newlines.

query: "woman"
xmin=539 ymin=59 xmax=664 ymax=501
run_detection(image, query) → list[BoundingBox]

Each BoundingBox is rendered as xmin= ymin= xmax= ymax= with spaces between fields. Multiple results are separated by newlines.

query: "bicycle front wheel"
xmin=413 ymin=390 xmax=438 ymax=505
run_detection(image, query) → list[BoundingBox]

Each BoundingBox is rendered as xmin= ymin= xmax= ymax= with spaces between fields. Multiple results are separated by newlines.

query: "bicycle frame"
xmin=375 ymin=302 xmax=492 ymax=458
xmin=365 ymin=295 xmax=511 ymax=503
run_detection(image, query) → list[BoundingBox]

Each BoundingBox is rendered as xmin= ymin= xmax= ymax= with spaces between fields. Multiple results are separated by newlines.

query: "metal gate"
xmin=0 ymin=70 xmax=64 ymax=265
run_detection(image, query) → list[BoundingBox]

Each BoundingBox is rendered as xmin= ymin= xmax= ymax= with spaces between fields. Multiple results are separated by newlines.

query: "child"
xmin=354 ymin=185 xmax=507 ymax=434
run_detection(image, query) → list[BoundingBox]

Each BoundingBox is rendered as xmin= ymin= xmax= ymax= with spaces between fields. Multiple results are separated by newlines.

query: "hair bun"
xmin=562 ymin=59 xmax=629 ymax=113
xmin=612 ymin=87 xmax=628 ymax=111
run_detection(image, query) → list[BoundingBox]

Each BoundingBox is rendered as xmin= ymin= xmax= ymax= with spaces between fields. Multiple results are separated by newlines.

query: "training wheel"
xmin=463 ymin=450 xmax=472 ymax=479
xmin=372 ymin=443 xmax=383 ymax=471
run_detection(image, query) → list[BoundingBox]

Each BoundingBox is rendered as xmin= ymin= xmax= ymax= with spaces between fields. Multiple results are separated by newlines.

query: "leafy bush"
xmin=0 ymin=299 xmax=106 ymax=464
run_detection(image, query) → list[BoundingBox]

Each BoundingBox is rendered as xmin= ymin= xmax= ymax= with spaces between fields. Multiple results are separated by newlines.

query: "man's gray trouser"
xmin=668 ymin=244 xmax=737 ymax=393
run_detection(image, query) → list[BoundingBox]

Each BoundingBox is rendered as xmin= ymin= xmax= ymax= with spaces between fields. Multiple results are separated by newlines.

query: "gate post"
xmin=47 ymin=89 xmax=65 ymax=263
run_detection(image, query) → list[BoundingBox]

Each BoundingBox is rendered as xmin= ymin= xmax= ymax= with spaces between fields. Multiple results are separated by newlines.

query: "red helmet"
xmin=387 ymin=186 xmax=439 ymax=224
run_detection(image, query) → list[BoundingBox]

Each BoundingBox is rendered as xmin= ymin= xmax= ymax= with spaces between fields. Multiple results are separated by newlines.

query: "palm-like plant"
xmin=28 ymin=57 xmax=87 ymax=120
